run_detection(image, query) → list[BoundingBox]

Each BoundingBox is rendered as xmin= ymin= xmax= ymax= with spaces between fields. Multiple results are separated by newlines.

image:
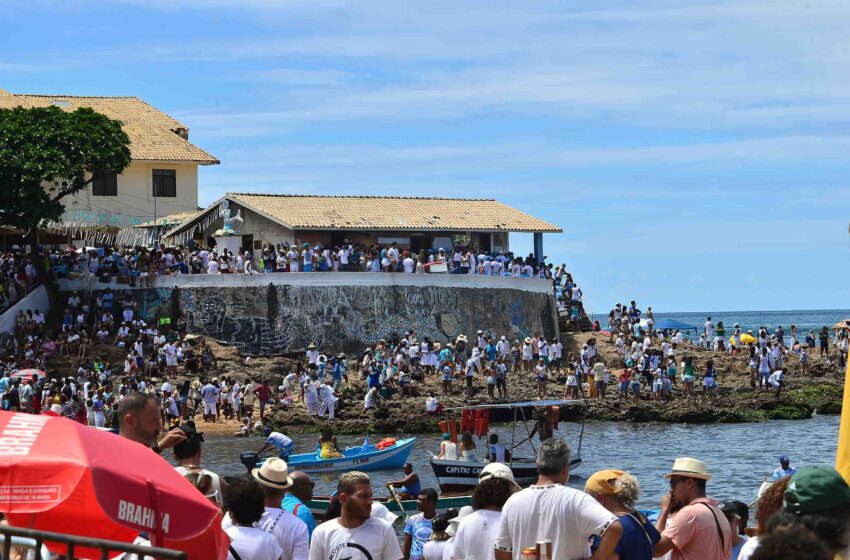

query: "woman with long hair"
xmin=458 ymin=431 xmax=477 ymax=462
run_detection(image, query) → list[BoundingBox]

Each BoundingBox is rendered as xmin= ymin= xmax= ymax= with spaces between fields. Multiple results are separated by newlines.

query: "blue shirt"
xmin=773 ymin=466 xmax=796 ymax=480
xmin=591 ymin=511 xmax=660 ymax=560
xmin=403 ymin=512 xmax=434 ymax=560
xmin=281 ymin=494 xmax=316 ymax=539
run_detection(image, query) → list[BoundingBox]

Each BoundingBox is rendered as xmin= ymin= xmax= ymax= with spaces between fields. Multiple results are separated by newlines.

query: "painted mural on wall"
xmin=62 ymin=284 xmax=556 ymax=356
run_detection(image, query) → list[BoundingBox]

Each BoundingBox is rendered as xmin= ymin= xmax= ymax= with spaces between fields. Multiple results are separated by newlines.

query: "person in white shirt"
xmin=222 ymin=476 xmax=285 ymax=560
xmin=494 ymin=439 xmax=622 ymax=560
xmin=309 ymin=471 xmax=403 ymax=560
xmin=451 ymin=464 xmax=519 ymax=560
xmin=207 ymin=258 xmax=220 ymax=274
xmin=402 ymin=254 xmax=416 ymax=274
xmin=223 ymin=459 xmax=309 ymax=560
xmin=164 ymin=342 xmax=177 ymax=375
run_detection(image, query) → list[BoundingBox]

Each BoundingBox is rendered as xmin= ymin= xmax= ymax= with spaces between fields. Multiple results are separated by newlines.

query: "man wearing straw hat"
xmin=223 ymin=458 xmax=309 ymax=560
xmin=653 ymin=457 xmax=731 ymax=560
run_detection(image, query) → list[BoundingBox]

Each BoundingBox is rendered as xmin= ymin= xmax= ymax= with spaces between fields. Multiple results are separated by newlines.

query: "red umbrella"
xmin=10 ymin=369 xmax=45 ymax=383
xmin=0 ymin=412 xmax=228 ymax=559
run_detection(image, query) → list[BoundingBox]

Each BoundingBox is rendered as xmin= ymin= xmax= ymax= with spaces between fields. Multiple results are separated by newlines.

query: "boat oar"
xmin=387 ymin=485 xmax=409 ymax=524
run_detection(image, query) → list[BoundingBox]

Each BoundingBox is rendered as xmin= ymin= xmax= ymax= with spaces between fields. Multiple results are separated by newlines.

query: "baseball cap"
xmin=585 ymin=469 xmax=625 ymax=495
xmin=779 ymin=455 xmax=790 ymax=463
xmin=479 ymin=462 xmax=519 ymax=487
xmin=784 ymin=466 xmax=850 ymax=515
xmin=719 ymin=501 xmax=739 ymax=516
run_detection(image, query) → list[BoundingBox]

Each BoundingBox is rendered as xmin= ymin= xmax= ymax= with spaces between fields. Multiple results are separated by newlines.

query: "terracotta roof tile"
xmin=0 ymin=88 xmax=218 ymax=164
xmin=136 ymin=210 xmax=201 ymax=228
xmin=228 ymin=193 xmax=561 ymax=233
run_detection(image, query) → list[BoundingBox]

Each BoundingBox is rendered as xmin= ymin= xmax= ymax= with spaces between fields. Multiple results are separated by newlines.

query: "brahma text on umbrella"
xmin=117 ymin=500 xmax=171 ymax=533
xmin=0 ymin=413 xmax=49 ymax=456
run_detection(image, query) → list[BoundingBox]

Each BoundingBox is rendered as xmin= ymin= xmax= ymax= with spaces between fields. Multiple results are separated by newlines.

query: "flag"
xmin=835 ymin=347 xmax=850 ymax=483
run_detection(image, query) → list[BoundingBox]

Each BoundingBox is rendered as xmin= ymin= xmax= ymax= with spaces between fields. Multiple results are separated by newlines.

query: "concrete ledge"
xmin=58 ymin=272 xmax=553 ymax=294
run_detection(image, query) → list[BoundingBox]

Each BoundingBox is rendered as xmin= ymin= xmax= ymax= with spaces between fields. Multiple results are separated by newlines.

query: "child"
xmin=441 ymin=361 xmax=454 ymax=396
xmin=630 ymin=369 xmax=641 ymax=403
xmin=486 ymin=366 xmax=496 ymax=399
xmin=618 ymin=368 xmax=630 ymax=400
xmin=535 ymin=359 xmax=548 ymax=399
xmin=703 ymin=359 xmax=717 ymax=401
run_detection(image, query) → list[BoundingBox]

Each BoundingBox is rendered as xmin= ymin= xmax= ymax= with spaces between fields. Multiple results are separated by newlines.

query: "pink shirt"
xmin=664 ymin=497 xmax=732 ymax=560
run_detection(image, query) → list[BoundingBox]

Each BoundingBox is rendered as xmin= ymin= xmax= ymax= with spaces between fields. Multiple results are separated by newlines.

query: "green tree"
xmin=0 ymin=105 xmax=131 ymax=308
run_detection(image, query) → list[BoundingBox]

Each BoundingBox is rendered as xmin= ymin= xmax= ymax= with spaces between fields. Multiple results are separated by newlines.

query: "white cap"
xmin=371 ymin=502 xmax=399 ymax=525
xmin=479 ymin=462 xmax=519 ymax=487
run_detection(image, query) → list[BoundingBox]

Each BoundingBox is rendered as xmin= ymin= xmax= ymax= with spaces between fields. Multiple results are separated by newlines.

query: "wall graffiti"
xmin=61 ymin=283 xmax=557 ymax=356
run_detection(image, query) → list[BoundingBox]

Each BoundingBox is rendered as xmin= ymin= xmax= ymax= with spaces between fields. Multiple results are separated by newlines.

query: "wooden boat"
xmin=305 ymin=494 xmax=472 ymax=522
xmin=241 ymin=437 xmax=416 ymax=474
xmin=430 ymin=399 xmax=584 ymax=492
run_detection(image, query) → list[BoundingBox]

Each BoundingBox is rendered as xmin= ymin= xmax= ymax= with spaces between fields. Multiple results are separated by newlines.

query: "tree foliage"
xmin=0 ymin=105 xmax=132 ymax=233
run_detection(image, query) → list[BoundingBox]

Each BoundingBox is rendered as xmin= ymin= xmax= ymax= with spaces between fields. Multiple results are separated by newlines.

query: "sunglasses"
xmin=669 ymin=478 xmax=687 ymax=489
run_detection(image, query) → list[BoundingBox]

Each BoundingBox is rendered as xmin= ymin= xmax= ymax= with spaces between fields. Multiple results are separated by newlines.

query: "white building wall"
xmin=62 ymin=161 xmax=200 ymax=226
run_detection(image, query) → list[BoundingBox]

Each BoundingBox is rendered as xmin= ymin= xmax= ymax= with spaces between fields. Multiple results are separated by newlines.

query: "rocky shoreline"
xmin=47 ymin=331 xmax=845 ymax=435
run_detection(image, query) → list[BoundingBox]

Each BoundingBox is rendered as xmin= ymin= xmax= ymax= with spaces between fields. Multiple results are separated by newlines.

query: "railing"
xmin=0 ymin=525 xmax=186 ymax=560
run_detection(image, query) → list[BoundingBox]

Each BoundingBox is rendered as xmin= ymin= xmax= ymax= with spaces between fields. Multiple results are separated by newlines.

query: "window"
xmin=92 ymin=172 xmax=118 ymax=197
xmin=152 ymin=169 xmax=176 ymax=197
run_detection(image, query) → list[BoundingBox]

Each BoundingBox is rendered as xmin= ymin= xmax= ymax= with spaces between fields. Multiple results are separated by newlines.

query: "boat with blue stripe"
xmin=241 ymin=437 xmax=416 ymax=474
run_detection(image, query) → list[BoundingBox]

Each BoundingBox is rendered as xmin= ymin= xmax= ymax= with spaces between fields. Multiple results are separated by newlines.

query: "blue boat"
xmin=242 ymin=437 xmax=417 ymax=474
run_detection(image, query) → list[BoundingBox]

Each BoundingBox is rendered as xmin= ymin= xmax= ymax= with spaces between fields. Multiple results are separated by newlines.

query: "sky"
xmin=2 ymin=0 xmax=849 ymax=313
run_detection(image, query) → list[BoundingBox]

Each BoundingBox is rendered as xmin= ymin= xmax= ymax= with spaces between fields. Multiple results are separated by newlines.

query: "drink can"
xmin=536 ymin=539 xmax=552 ymax=560
xmin=520 ymin=546 xmax=538 ymax=559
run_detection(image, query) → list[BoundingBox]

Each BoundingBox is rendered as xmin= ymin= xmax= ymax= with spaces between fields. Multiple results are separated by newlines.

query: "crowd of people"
xmin=0 ymin=250 xmax=37 ymax=313
xmin=42 ymin=242 xmax=570 ymax=281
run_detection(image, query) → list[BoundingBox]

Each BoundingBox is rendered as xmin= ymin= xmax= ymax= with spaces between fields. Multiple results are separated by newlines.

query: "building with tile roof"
xmin=0 ymin=87 xmax=217 ymax=230
xmin=164 ymin=193 xmax=561 ymax=261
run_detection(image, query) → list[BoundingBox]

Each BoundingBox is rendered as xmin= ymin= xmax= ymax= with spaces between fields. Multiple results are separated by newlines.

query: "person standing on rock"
xmin=201 ymin=378 xmax=219 ymax=422
xmin=317 ymin=380 xmax=338 ymax=420
xmin=304 ymin=378 xmax=320 ymax=418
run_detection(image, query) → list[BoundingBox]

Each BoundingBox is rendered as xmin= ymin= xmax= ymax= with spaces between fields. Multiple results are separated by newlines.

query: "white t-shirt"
xmin=494 ymin=484 xmax=617 ymax=560
xmin=451 ymin=509 xmax=501 ymax=560
xmin=208 ymin=260 xmax=220 ymax=274
xmin=223 ymin=508 xmax=309 ymax=560
xmin=737 ymin=535 xmax=759 ymax=560
xmin=423 ymin=540 xmax=448 ymax=560
xmin=268 ymin=432 xmax=293 ymax=450
xmin=309 ymin=517 xmax=402 ymax=560
xmin=225 ymin=525 xmax=283 ymax=560
xmin=402 ymin=257 xmax=415 ymax=273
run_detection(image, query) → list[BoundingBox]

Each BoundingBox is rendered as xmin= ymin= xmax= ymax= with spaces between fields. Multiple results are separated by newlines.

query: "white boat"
xmin=430 ymin=399 xmax=585 ymax=492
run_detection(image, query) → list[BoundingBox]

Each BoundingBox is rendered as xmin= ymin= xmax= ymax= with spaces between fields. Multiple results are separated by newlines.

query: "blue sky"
xmin=3 ymin=0 xmax=849 ymax=313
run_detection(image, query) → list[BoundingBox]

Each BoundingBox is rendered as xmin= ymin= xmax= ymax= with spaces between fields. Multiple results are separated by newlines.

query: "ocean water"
xmin=592 ymin=308 xmax=850 ymax=335
xmin=199 ymin=415 xmax=840 ymax=509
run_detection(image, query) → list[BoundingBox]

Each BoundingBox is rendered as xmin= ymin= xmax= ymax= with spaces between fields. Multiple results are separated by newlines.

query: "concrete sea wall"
xmin=58 ymin=273 xmax=558 ymax=356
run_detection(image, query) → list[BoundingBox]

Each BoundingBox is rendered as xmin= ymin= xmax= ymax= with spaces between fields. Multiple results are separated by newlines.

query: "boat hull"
xmin=430 ymin=456 xmax=582 ymax=493
xmin=269 ymin=437 xmax=416 ymax=474
xmin=306 ymin=494 xmax=472 ymax=521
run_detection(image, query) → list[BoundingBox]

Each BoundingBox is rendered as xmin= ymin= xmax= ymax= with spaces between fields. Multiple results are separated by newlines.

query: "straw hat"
xmin=665 ymin=457 xmax=712 ymax=481
xmin=456 ymin=334 xmax=468 ymax=342
xmin=252 ymin=458 xmax=294 ymax=490
xmin=524 ymin=337 xmax=532 ymax=344
xmin=307 ymin=343 xmax=317 ymax=350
